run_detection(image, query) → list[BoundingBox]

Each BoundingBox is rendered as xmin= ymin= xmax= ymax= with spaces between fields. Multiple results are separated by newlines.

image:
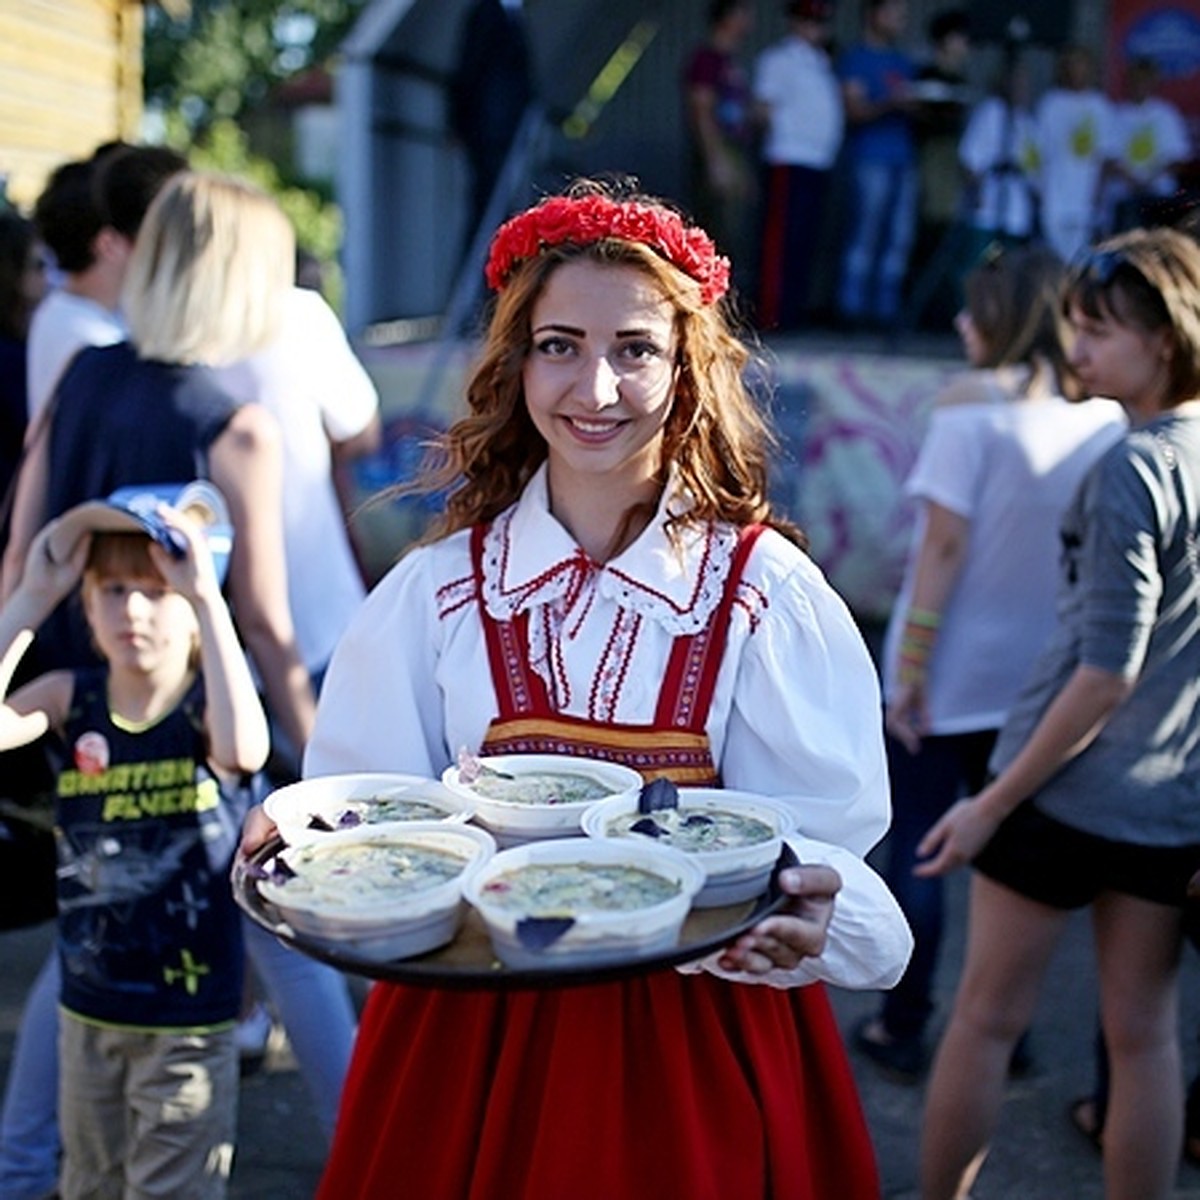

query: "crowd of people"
xmin=0 ymin=143 xmax=379 ymax=1200
xmin=684 ymin=0 xmax=1194 ymax=333
xmin=0 ymin=12 xmax=1197 ymax=1198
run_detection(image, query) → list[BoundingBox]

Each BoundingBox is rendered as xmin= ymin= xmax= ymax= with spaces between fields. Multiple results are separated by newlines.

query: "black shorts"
xmin=973 ymin=801 xmax=1200 ymax=911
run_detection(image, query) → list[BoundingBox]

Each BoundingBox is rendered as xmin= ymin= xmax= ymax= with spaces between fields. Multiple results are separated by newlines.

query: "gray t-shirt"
xmin=991 ymin=403 xmax=1200 ymax=846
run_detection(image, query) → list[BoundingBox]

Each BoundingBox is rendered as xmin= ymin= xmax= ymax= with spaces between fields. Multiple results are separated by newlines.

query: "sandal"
xmin=1069 ymin=1096 xmax=1104 ymax=1154
xmin=1186 ymin=1135 xmax=1200 ymax=1168
xmin=852 ymin=1015 xmax=928 ymax=1083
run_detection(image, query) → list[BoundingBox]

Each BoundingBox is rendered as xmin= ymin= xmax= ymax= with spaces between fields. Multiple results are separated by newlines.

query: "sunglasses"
xmin=1070 ymin=248 xmax=1147 ymax=289
xmin=979 ymin=240 xmax=1006 ymax=269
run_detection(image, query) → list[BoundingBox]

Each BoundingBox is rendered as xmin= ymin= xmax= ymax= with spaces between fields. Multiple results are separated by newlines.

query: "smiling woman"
xmin=521 ymin=262 xmax=679 ymax=559
xmin=241 ymin=177 xmax=912 ymax=1200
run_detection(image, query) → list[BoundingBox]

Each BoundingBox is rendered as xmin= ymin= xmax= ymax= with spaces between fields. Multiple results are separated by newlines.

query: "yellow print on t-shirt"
xmin=99 ymin=780 xmax=220 ymax=821
xmin=1128 ymin=125 xmax=1156 ymax=168
xmin=58 ymin=757 xmax=219 ymax=820
xmin=1070 ymin=117 xmax=1096 ymax=158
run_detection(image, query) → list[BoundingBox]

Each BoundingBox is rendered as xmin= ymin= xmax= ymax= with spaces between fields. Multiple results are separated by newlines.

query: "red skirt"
xmin=318 ymin=971 xmax=879 ymax=1199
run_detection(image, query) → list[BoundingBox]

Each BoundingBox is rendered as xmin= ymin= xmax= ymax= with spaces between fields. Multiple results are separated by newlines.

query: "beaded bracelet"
xmin=906 ymin=607 xmax=941 ymax=630
xmin=896 ymin=607 xmax=941 ymax=686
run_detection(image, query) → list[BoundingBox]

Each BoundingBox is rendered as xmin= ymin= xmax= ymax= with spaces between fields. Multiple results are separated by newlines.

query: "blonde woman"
xmin=2 ymin=170 xmax=315 ymax=752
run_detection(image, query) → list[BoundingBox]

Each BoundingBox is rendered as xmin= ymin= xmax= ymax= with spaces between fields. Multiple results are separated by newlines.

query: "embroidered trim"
xmin=481 ymin=512 xmax=738 ymax=635
xmin=602 ymin=522 xmax=736 ymax=634
xmin=666 ymin=624 xmax=714 ymax=729
xmin=480 ymin=715 xmax=720 ymax=787
xmin=733 ymin=579 xmax=768 ymax=633
xmin=590 ymin=609 xmax=642 ymax=722
xmin=494 ymin=614 xmax=535 ymax=713
xmin=436 ymin=573 xmax=477 ymax=620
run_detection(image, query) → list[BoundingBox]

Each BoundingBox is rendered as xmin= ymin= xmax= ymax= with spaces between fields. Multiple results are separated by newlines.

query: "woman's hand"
xmin=914 ymin=796 xmax=1002 ymax=877
xmin=716 ymin=864 xmax=841 ymax=975
xmin=886 ymin=678 xmax=930 ymax=754
xmin=239 ymin=804 xmax=279 ymax=858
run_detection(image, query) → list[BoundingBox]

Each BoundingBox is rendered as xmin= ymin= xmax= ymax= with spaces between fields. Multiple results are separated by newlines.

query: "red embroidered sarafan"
xmin=316 ymin=520 xmax=881 ymax=1200
xmin=484 ymin=193 xmax=732 ymax=305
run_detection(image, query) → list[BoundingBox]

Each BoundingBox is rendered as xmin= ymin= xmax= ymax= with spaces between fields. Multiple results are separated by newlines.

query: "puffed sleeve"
xmin=698 ymin=538 xmax=912 ymax=989
xmin=304 ymin=547 xmax=445 ymax=778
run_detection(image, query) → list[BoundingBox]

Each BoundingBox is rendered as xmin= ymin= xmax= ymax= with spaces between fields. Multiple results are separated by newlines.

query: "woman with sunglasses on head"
xmin=853 ymin=244 xmax=1126 ymax=1082
xmin=917 ymin=226 xmax=1200 ymax=1200
xmin=241 ymin=177 xmax=912 ymax=1199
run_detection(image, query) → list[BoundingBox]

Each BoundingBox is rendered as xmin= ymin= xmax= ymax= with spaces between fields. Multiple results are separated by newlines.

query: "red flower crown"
xmin=484 ymin=194 xmax=731 ymax=305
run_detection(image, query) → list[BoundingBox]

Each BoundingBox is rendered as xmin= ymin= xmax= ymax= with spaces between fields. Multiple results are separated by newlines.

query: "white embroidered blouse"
xmin=306 ymin=467 xmax=912 ymax=990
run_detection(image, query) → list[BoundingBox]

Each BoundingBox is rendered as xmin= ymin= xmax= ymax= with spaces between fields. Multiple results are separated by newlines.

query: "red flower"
xmin=483 ymin=194 xmax=730 ymax=306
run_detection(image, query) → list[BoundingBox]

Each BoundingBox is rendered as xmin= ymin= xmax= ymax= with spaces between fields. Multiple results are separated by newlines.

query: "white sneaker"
xmin=234 ymin=1001 xmax=273 ymax=1070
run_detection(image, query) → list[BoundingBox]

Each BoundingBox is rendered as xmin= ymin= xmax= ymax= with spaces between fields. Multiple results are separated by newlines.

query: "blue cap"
xmin=48 ymin=481 xmax=234 ymax=585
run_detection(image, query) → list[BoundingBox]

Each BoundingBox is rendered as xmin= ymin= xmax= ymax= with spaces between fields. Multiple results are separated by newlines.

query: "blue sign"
xmin=1125 ymin=7 xmax=1200 ymax=81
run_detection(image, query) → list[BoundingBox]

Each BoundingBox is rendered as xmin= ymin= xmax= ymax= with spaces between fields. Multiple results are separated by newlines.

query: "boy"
xmin=0 ymin=487 xmax=268 ymax=1199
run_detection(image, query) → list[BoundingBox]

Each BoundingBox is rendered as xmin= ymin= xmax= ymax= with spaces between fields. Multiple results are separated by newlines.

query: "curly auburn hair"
xmin=406 ymin=182 xmax=805 ymax=554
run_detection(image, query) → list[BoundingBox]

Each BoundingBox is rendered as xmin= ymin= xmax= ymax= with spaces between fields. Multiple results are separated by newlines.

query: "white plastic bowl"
xmin=256 ymin=822 xmax=496 ymax=962
xmin=440 ymin=754 xmax=643 ymax=846
xmin=462 ymin=836 xmax=705 ymax=969
xmin=581 ymin=788 xmax=796 ymax=907
xmin=263 ymin=772 xmax=474 ymax=846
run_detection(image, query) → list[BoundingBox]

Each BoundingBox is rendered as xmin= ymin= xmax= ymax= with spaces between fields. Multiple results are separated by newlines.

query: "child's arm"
xmin=149 ymin=509 xmax=270 ymax=776
xmin=0 ymin=520 xmax=89 ymax=750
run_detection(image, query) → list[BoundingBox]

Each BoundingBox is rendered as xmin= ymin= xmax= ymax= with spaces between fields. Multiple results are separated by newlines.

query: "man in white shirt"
xmin=753 ymin=0 xmax=844 ymax=330
xmin=26 ymin=157 xmax=128 ymax=419
xmin=1102 ymin=56 xmax=1191 ymax=234
xmin=26 ymin=145 xmax=187 ymax=420
xmin=1035 ymin=47 xmax=1115 ymax=261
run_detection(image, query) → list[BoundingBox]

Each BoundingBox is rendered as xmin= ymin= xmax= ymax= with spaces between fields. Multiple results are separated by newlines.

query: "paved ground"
xmin=5 ymin=863 xmax=1200 ymax=1199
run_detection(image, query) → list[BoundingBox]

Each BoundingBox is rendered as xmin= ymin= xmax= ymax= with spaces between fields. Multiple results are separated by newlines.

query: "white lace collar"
xmin=480 ymin=465 xmax=738 ymax=636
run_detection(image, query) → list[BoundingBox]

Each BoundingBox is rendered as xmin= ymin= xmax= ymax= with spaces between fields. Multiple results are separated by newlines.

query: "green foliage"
xmin=145 ymin=1 xmax=365 ymax=132
xmin=146 ymin=2 xmax=364 ymax=309
xmin=183 ymin=119 xmax=339 ymax=258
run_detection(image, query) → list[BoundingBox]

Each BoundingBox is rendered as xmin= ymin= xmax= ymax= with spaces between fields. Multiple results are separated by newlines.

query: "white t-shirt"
xmin=882 ymin=381 xmax=1127 ymax=733
xmin=1110 ymin=96 xmax=1191 ymax=189
xmin=753 ymin=37 xmax=844 ymax=169
xmin=212 ymin=288 xmax=380 ymax=673
xmin=958 ymin=97 xmax=1039 ymax=236
xmin=26 ymin=289 xmax=125 ymax=418
xmin=307 ymin=467 xmax=912 ymax=991
xmin=1035 ymin=87 xmax=1116 ymax=260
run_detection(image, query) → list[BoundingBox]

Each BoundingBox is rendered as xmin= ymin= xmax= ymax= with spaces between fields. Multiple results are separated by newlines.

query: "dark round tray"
xmin=233 ymin=839 xmax=796 ymax=989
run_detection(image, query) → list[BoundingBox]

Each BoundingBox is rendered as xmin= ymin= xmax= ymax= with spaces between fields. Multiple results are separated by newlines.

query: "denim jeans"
xmin=837 ymin=159 xmax=919 ymax=323
xmin=0 ymin=952 xmax=59 ymax=1200
xmin=877 ymin=727 xmax=997 ymax=1040
xmin=0 ymin=923 xmax=357 ymax=1195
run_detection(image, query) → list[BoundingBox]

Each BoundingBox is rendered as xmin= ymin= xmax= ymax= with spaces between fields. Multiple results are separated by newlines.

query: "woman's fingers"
xmin=717 ymin=865 xmax=841 ymax=973
xmin=239 ymin=804 xmax=278 ymax=856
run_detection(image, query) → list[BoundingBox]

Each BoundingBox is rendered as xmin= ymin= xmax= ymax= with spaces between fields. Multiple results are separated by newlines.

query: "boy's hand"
xmin=145 ymin=507 xmax=221 ymax=604
xmin=24 ymin=520 xmax=91 ymax=606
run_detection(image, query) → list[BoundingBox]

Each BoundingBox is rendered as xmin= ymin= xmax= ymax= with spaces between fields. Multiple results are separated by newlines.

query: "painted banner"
xmin=345 ymin=341 xmax=956 ymax=624
xmin=1106 ymin=1 xmax=1200 ymax=144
